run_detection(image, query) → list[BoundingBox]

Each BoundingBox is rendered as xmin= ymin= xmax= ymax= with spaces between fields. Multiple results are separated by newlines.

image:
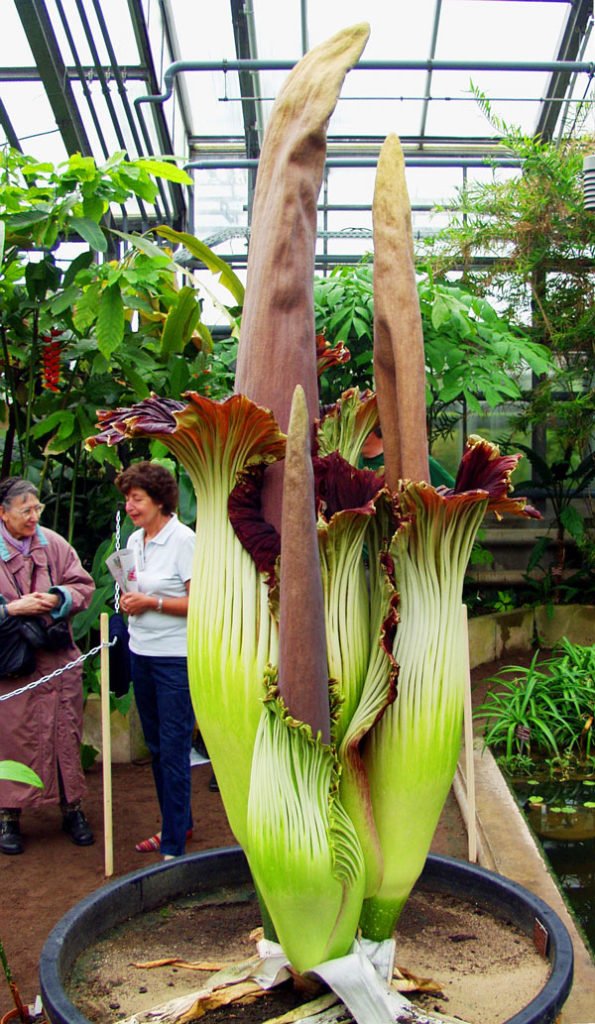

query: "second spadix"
xmin=245 ymin=385 xmax=365 ymax=973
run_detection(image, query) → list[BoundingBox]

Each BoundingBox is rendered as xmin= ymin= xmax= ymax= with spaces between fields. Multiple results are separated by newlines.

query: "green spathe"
xmin=360 ymin=482 xmax=488 ymax=937
xmin=177 ymin=395 xmax=285 ymax=847
xmin=246 ymin=689 xmax=365 ymax=973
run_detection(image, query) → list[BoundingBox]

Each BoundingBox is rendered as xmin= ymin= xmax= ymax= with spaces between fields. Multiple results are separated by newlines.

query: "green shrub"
xmin=476 ymin=638 xmax=595 ymax=765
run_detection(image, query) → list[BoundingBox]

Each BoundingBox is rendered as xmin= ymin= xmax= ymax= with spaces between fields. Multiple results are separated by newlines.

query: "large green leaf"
xmin=155 ymin=225 xmax=245 ymax=305
xmin=96 ymin=285 xmax=125 ymax=358
xmin=82 ymin=195 xmax=105 ymax=222
xmin=7 ymin=207 xmax=51 ymax=229
xmin=25 ymin=257 xmax=60 ymax=300
xmin=109 ymin=227 xmax=177 ymax=266
xmin=160 ymin=286 xmax=201 ymax=356
xmin=44 ymin=420 xmax=80 ymax=455
xmin=69 ymin=216 xmax=108 ymax=253
xmin=560 ymin=505 xmax=585 ymax=542
xmin=62 ymin=250 xmax=94 ymax=288
xmin=431 ymin=295 xmax=452 ymax=330
xmin=0 ymin=760 xmax=43 ymax=788
xmin=135 ymin=158 xmax=193 ymax=185
xmin=194 ymin=320 xmax=214 ymax=353
xmin=116 ymin=166 xmax=159 ymax=203
xmin=168 ymin=355 xmax=191 ymax=396
xmin=49 ymin=283 xmax=80 ymax=315
xmin=30 ymin=410 xmax=74 ymax=440
xmin=72 ymin=584 xmax=114 ymax=640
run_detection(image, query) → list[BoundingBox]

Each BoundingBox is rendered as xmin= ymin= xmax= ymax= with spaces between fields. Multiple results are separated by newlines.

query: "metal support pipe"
xmin=185 ymin=156 xmax=522 ymax=169
xmin=243 ymin=0 xmax=265 ymax=144
xmin=300 ymin=0 xmax=308 ymax=56
xmin=135 ymin=57 xmax=595 ymax=113
xmin=91 ymin=0 xmax=171 ymax=225
xmin=130 ymin=0 xmax=188 ymax=229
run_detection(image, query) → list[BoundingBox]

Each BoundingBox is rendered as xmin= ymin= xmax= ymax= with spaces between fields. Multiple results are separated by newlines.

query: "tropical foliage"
xmin=422 ymin=97 xmax=595 ymax=471
xmin=0 ymin=759 xmax=42 ymax=787
xmin=314 ymin=262 xmax=553 ymax=446
xmin=476 ymin=639 xmax=595 ymax=766
xmin=0 ymin=148 xmax=243 ymax=561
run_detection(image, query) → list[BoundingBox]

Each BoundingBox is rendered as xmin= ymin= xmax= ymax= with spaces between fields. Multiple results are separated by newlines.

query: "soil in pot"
xmin=65 ymin=880 xmax=550 ymax=1024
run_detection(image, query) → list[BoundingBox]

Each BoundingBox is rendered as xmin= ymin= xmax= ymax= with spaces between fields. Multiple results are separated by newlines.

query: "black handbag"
xmin=0 ymin=614 xmax=47 ymax=678
xmin=0 ymin=557 xmax=71 ymax=678
xmin=108 ymin=612 xmax=132 ymax=697
xmin=43 ymin=617 xmax=72 ymax=651
xmin=108 ymin=506 xmax=132 ymax=698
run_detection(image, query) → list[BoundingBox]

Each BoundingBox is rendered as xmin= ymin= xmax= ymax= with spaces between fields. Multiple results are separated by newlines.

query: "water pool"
xmin=512 ymin=776 xmax=595 ymax=955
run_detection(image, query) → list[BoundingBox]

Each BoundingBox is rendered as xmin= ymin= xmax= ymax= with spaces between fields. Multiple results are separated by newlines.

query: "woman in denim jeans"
xmin=116 ymin=463 xmax=196 ymax=860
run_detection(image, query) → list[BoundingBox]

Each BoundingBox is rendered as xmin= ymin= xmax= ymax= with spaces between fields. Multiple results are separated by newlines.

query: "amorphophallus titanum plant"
xmin=88 ymin=20 xmax=540 ymax=1019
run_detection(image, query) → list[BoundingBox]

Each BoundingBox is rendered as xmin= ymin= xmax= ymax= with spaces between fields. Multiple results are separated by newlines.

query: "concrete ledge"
xmin=535 ymin=604 xmax=595 ymax=648
xmin=468 ymin=604 xmax=594 ymax=668
xmin=459 ymin=602 xmax=595 ymax=1022
xmin=82 ymin=693 xmax=148 ymax=763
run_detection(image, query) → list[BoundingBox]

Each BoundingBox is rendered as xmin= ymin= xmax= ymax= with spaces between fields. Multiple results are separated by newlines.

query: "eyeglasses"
xmin=14 ymin=503 xmax=45 ymax=519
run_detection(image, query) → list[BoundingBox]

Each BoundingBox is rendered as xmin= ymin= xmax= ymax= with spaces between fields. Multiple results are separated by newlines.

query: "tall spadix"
xmin=235 ymin=23 xmax=371 ymax=531
xmin=373 ymin=134 xmax=430 ymax=486
xmin=278 ymin=384 xmax=330 ymax=742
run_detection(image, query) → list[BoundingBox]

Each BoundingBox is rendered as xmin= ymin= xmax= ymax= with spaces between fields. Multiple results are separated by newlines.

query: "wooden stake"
xmin=461 ymin=605 xmax=477 ymax=864
xmin=100 ymin=612 xmax=114 ymax=877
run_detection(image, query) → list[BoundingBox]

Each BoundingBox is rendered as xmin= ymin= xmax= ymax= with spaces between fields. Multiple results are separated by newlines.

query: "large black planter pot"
xmin=39 ymin=847 xmax=573 ymax=1024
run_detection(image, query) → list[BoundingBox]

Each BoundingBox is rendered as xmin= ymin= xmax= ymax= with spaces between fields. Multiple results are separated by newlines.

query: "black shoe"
xmin=208 ymin=772 xmax=219 ymax=793
xmin=62 ymin=809 xmax=94 ymax=846
xmin=0 ymin=819 xmax=23 ymax=855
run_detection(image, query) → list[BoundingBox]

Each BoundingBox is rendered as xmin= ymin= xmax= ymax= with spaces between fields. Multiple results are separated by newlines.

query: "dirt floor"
xmin=0 ymin=657 xmax=533 ymax=1020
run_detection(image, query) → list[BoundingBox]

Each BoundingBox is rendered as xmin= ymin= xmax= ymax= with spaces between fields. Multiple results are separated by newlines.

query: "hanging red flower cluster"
xmin=41 ymin=329 xmax=64 ymax=392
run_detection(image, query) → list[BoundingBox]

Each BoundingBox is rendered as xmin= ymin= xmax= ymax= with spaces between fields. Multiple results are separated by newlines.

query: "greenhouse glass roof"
xmin=1 ymin=0 xmax=594 ymax=266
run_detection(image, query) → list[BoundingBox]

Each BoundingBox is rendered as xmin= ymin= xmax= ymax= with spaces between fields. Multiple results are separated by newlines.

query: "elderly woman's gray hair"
xmin=0 ymin=477 xmax=38 ymax=507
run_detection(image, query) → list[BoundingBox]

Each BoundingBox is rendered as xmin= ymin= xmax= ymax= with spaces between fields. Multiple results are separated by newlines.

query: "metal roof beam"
xmin=418 ymin=0 xmax=443 ymax=148
xmin=0 ymin=97 xmax=22 ymax=150
xmin=127 ymin=0 xmax=187 ymax=229
xmin=84 ymin=0 xmax=166 ymax=225
xmin=230 ymin=0 xmax=261 ymax=220
xmin=14 ymin=0 xmax=93 ymax=155
xmin=157 ymin=0 xmax=194 ymax=140
xmin=535 ymin=0 xmax=594 ymax=139
xmin=230 ymin=0 xmax=261 ymax=161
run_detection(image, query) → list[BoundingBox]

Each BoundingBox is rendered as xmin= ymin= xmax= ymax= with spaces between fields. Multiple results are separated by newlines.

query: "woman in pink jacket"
xmin=0 ymin=477 xmax=95 ymax=855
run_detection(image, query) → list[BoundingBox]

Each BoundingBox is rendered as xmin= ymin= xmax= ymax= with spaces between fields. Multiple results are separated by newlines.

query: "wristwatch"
xmin=156 ymin=597 xmax=164 ymax=613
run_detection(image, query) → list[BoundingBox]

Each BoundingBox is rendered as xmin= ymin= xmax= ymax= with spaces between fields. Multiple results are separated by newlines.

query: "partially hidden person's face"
xmin=124 ymin=487 xmax=162 ymax=532
xmin=0 ymin=493 xmax=45 ymax=540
